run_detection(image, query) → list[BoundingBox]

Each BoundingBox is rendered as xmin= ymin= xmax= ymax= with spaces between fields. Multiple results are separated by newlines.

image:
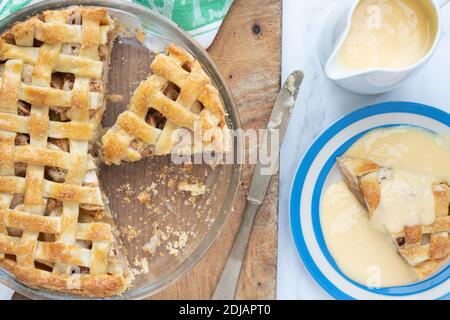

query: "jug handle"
xmin=436 ymin=0 xmax=450 ymax=8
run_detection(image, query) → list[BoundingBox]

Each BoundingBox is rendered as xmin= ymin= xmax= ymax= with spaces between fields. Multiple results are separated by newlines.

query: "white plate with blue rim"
xmin=289 ymin=102 xmax=450 ymax=300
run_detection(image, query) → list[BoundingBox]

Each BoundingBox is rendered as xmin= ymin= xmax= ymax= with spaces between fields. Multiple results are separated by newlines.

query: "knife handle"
xmin=211 ymin=201 xmax=260 ymax=300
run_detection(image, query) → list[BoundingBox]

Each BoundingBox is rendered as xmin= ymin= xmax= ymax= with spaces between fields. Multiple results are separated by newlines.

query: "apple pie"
xmin=337 ymin=157 xmax=450 ymax=279
xmin=101 ymin=44 xmax=229 ymax=165
xmin=0 ymin=4 xmax=231 ymax=298
xmin=0 ymin=6 xmax=132 ymax=297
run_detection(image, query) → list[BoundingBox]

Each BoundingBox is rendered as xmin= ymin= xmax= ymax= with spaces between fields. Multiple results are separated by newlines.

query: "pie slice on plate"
xmin=0 ymin=6 xmax=132 ymax=297
xmin=337 ymin=157 xmax=450 ymax=280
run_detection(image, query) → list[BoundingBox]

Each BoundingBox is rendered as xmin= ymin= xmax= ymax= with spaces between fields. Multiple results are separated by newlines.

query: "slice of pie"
xmin=0 ymin=6 xmax=132 ymax=297
xmin=101 ymin=44 xmax=229 ymax=165
xmin=337 ymin=157 xmax=450 ymax=279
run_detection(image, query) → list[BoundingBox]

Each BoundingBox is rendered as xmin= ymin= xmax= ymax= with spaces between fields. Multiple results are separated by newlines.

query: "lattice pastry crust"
xmin=101 ymin=44 xmax=229 ymax=165
xmin=337 ymin=157 xmax=450 ymax=280
xmin=0 ymin=6 xmax=132 ymax=297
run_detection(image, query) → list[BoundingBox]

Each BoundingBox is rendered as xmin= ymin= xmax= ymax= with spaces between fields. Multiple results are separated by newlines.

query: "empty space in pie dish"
xmin=100 ymin=33 xmax=238 ymax=301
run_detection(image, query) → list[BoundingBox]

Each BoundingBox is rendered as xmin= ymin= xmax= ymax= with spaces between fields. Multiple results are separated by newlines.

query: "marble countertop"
xmin=278 ymin=0 xmax=450 ymax=299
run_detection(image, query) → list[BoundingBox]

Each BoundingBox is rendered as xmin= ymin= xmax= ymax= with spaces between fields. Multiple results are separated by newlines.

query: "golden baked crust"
xmin=337 ymin=157 xmax=380 ymax=212
xmin=101 ymin=44 xmax=229 ymax=165
xmin=0 ymin=6 xmax=231 ymax=298
xmin=0 ymin=6 xmax=131 ymax=297
xmin=337 ymin=157 xmax=450 ymax=280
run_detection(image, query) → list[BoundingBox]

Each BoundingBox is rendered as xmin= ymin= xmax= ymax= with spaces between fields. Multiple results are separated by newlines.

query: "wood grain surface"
xmin=151 ymin=0 xmax=282 ymax=300
xmin=11 ymin=0 xmax=281 ymax=300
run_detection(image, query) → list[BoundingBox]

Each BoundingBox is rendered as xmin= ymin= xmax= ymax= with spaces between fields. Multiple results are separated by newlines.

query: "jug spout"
xmin=324 ymin=50 xmax=351 ymax=80
xmin=322 ymin=0 xmax=360 ymax=80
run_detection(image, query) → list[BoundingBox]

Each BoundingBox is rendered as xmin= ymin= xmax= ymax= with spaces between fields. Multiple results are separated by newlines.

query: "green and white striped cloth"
xmin=0 ymin=0 xmax=233 ymax=47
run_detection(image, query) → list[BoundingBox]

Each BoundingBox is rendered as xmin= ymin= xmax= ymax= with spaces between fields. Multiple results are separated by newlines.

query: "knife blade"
xmin=212 ymin=70 xmax=304 ymax=300
xmin=247 ymin=70 xmax=304 ymax=205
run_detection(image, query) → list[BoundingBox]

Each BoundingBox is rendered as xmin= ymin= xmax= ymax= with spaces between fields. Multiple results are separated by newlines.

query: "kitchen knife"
xmin=212 ymin=70 xmax=304 ymax=300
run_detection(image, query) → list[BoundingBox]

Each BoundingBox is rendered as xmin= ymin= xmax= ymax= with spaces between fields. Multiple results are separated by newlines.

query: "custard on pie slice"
xmin=101 ymin=44 xmax=229 ymax=165
xmin=0 ymin=6 xmax=132 ymax=297
xmin=337 ymin=157 xmax=450 ymax=280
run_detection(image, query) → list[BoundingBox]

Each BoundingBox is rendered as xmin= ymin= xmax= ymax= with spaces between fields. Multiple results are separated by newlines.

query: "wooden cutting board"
xmin=12 ymin=0 xmax=281 ymax=300
xmin=151 ymin=0 xmax=281 ymax=300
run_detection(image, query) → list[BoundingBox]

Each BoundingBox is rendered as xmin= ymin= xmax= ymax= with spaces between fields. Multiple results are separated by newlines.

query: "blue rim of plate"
xmin=289 ymin=102 xmax=450 ymax=300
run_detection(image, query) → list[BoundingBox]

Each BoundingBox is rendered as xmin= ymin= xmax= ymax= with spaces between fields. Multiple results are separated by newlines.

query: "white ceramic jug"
xmin=321 ymin=0 xmax=449 ymax=95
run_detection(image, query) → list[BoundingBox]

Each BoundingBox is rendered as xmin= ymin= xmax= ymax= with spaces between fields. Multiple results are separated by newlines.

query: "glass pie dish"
xmin=0 ymin=0 xmax=242 ymax=299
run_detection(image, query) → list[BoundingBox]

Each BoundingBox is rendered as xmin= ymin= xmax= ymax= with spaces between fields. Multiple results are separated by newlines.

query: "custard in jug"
xmin=339 ymin=0 xmax=437 ymax=71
